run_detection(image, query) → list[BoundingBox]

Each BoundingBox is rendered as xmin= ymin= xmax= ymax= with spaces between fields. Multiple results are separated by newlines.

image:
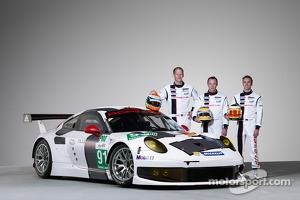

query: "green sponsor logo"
xmin=99 ymin=135 xmax=108 ymax=142
xmin=127 ymin=132 xmax=157 ymax=140
xmin=96 ymin=149 xmax=108 ymax=170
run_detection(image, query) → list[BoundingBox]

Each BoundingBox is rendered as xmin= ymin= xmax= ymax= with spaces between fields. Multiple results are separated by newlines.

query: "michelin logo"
xmin=201 ymin=151 xmax=224 ymax=156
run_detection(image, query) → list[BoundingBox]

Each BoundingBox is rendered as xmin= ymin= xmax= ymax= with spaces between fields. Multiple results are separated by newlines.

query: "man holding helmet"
xmin=230 ymin=75 xmax=263 ymax=178
xmin=149 ymin=67 xmax=199 ymax=131
xmin=192 ymin=76 xmax=229 ymax=136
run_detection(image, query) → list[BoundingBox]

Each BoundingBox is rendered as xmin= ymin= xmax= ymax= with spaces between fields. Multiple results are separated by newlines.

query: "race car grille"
xmin=137 ymin=166 xmax=239 ymax=182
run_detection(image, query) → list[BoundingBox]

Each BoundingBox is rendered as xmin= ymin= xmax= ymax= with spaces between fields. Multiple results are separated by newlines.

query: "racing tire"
xmin=109 ymin=144 xmax=134 ymax=187
xmin=33 ymin=139 xmax=52 ymax=178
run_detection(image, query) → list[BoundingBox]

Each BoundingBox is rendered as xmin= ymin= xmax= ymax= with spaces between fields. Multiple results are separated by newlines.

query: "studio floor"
xmin=0 ymin=161 xmax=299 ymax=200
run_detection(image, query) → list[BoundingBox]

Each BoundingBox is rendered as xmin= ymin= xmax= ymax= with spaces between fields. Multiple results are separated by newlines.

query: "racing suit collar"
xmin=173 ymin=81 xmax=185 ymax=88
xmin=243 ymin=90 xmax=253 ymax=95
xmin=207 ymin=90 xmax=218 ymax=95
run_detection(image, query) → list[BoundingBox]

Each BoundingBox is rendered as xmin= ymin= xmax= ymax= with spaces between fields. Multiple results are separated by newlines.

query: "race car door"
xmin=67 ymin=111 xmax=109 ymax=179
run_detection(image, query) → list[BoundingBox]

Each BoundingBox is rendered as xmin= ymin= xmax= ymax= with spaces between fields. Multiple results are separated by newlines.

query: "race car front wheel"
xmin=34 ymin=139 xmax=52 ymax=178
xmin=109 ymin=144 xmax=134 ymax=186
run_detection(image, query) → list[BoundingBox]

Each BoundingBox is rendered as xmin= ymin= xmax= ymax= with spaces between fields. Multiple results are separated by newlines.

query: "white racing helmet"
xmin=197 ymin=106 xmax=212 ymax=122
xmin=227 ymin=104 xmax=242 ymax=120
xmin=145 ymin=93 xmax=162 ymax=111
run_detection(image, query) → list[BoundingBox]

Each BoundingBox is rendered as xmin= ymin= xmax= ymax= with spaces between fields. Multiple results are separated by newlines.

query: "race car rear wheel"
xmin=109 ymin=144 xmax=134 ymax=186
xmin=34 ymin=139 xmax=52 ymax=178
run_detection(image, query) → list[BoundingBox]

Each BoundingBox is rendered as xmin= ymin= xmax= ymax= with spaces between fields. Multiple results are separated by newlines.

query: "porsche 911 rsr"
xmin=23 ymin=106 xmax=244 ymax=186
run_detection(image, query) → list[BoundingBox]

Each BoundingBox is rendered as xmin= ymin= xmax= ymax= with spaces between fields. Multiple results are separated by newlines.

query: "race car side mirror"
xmin=181 ymin=125 xmax=189 ymax=131
xmin=84 ymin=125 xmax=102 ymax=137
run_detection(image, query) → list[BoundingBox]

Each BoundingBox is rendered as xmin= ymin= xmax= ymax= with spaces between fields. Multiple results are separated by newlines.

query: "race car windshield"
xmin=107 ymin=110 xmax=183 ymax=132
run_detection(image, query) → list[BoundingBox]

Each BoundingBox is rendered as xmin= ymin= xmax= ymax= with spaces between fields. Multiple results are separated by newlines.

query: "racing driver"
xmin=149 ymin=67 xmax=199 ymax=131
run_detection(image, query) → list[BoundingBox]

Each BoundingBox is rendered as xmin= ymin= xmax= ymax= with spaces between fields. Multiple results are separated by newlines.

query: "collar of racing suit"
xmin=207 ymin=90 xmax=218 ymax=95
xmin=243 ymin=90 xmax=253 ymax=95
xmin=173 ymin=81 xmax=185 ymax=88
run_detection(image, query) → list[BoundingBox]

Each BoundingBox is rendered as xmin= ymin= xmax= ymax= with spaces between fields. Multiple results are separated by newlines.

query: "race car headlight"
xmin=220 ymin=136 xmax=236 ymax=151
xmin=144 ymin=137 xmax=167 ymax=153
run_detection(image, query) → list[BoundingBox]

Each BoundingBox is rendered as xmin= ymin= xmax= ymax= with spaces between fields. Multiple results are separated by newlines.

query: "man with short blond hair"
xmin=149 ymin=67 xmax=199 ymax=130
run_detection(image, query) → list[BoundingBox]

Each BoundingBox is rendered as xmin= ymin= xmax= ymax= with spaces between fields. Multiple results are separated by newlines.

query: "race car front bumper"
xmin=137 ymin=165 xmax=239 ymax=183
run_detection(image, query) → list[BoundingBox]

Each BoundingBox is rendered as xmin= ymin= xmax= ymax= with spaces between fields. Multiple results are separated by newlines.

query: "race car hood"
xmin=170 ymin=138 xmax=224 ymax=155
xmin=127 ymin=131 xmax=226 ymax=156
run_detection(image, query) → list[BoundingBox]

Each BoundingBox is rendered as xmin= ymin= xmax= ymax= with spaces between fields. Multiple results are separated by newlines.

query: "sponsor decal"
xmin=99 ymin=135 xmax=108 ymax=142
xmin=96 ymin=149 xmax=108 ymax=170
xmin=106 ymin=108 xmax=141 ymax=117
xmin=201 ymin=151 xmax=224 ymax=156
xmin=97 ymin=143 xmax=106 ymax=148
xmin=183 ymin=88 xmax=189 ymax=92
xmin=78 ymin=139 xmax=85 ymax=143
xmin=136 ymin=155 xmax=154 ymax=160
xmin=127 ymin=132 xmax=157 ymax=140
xmin=209 ymin=104 xmax=221 ymax=106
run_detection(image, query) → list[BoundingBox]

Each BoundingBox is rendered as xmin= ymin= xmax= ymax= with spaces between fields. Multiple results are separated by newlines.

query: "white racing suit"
xmin=158 ymin=82 xmax=199 ymax=130
xmin=192 ymin=91 xmax=229 ymax=136
xmin=232 ymin=90 xmax=263 ymax=170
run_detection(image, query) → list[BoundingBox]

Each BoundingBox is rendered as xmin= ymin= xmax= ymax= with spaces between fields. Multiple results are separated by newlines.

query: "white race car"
xmin=23 ymin=106 xmax=244 ymax=187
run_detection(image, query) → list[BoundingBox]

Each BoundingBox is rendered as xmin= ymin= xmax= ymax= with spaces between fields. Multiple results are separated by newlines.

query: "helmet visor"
xmin=198 ymin=112 xmax=210 ymax=116
xmin=149 ymin=99 xmax=161 ymax=107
